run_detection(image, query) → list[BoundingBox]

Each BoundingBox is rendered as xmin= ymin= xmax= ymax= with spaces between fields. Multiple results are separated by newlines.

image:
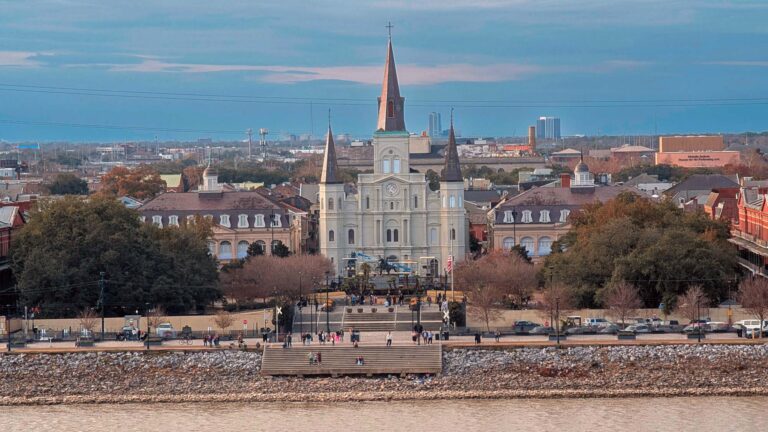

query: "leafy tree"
xmin=510 ymin=244 xmax=532 ymax=263
xmin=46 ymin=173 xmax=88 ymax=195
xmin=425 ymin=169 xmax=440 ymax=191
xmin=543 ymin=192 xmax=737 ymax=309
xmin=99 ymin=165 xmax=165 ymax=200
xmin=10 ymin=197 xmax=220 ymax=316
xmin=272 ymin=241 xmax=290 ymax=257
xmin=247 ymin=242 xmax=265 ymax=256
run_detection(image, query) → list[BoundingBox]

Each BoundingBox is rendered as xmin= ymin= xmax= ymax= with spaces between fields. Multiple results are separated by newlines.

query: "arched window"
xmin=414 ymin=195 xmax=418 ymax=209
xmin=449 ymin=196 xmax=456 ymax=208
xmin=219 ymin=241 xmax=233 ymax=260
xmin=502 ymin=237 xmax=515 ymax=250
xmin=393 ymin=157 xmax=401 ymax=173
xmin=328 ymin=230 xmax=335 ymax=242
xmin=520 ymin=237 xmax=534 ymax=255
xmin=255 ymin=240 xmax=266 ymax=255
xmin=450 ymin=228 xmax=456 ymax=241
xmin=328 ymin=198 xmax=334 ymax=210
xmin=386 ymin=229 xmax=392 ymax=242
xmin=348 ymin=229 xmax=355 ymax=245
xmin=365 ymin=196 xmax=370 ymax=209
xmin=538 ymin=236 xmax=552 ymax=256
xmin=383 ymin=159 xmax=391 ymax=174
xmin=271 ymin=240 xmax=282 ymax=254
xmin=387 ymin=100 xmax=394 ymax=118
xmin=237 ymin=241 xmax=249 ymax=259
xmin=430 ymin=227 xmax=437 ymax=244
xmin=393 ymin=229 xmax=399 ymax=242
xmin=458 ymin=196 xmax=463 ymax=207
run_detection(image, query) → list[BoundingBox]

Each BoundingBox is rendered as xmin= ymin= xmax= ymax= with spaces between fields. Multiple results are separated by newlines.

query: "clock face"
xmin=385 ymin=182 xmax=399 ymax=196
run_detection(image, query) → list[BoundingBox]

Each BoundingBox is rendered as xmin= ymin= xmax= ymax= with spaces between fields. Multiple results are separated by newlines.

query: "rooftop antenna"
xmin=246 ymin=128 xmax=253 ymax=160
xmin=259 ymin=128 xmax=269 ymax=160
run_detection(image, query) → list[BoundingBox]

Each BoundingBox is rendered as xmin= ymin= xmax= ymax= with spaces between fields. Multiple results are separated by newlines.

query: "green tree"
xmin=46 ymin=173 xmax=88 ymax=195
xmin=247 ymin=242 xmax=265 ymax=256
xmin=543 ymin=192 xmax=737 ymax=309
xmin=272 ymin=241 xmax=291 ymax=258
xmin=10 ymin=196 xmax=220 ymax=316
xmin=425 ymin=169 xmax=440 ymax=191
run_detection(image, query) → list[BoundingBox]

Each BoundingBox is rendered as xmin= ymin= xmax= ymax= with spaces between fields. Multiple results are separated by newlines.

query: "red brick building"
xmin=727 ymin=187 xmax=768 ymax=276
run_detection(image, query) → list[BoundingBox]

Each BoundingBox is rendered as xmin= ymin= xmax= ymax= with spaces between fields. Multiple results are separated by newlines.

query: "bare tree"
xmin=78 ymin=308 xmax=98 ymax=336
xmin=537 ymin=283 xmax=575 ymax=332
xmin=605 ymin=281 xmax=642 ymax=327
xmin=147 ymin=305 xmax=166 ymax=329
xmin=738 ymin=277 xmax=768 ymax=338
xmin=676 ymin=285 xmax=709 ymax=324
xmin=455 ymin=251 xmax=537 ymax=331
xmin=213 ymin=310 xmax=235 ymax=332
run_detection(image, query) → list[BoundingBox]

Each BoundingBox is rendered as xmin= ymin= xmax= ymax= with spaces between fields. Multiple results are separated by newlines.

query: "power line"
xmin=2 ymin=82 xmax=768 ymax=108
xmin=0 ymin=119 xmax=244 ymax=135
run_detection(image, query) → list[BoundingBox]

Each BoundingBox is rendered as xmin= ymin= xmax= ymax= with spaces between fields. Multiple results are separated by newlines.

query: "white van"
xmin=734 ymin=319 xmax=766 ymax=337
xmin=583 ymin=318 xmax=610 ymax=328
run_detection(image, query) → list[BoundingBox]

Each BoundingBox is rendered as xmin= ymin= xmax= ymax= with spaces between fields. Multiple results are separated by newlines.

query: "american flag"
xmin=446 ymin=255 xmax=454 ymax=273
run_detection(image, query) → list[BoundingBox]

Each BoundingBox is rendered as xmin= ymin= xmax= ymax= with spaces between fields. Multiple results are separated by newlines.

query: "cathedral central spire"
xmin=441 ymin=110 xmax=462 ymax=182
xmin=376 ymin=26 xmax=406 ymax=132
xmin=320 ymin=111 xmax=341 ymax=184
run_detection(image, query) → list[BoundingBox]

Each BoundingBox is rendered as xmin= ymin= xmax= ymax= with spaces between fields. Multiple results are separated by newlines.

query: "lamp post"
xmin=555 ymin=297 xmax=561 ymax=348
xmin=270 ymin=211 xmax=275 ymax=255
xmin=325 ymin=271 xmax=330 ymax=333
xmin=696 ymin=295 xmax=702 ymax=343
xmin=145 ymin=303 xmax=150 ymax=351
xmin=5 ymin=304 xmax=11 ymax=353
xmin=99 ymin=271 xmax=106 ymax=342
xmin=511 ymin=208 xmax=518 ymax=250
xmin=298 ymin=272 xmax=303 ymax=334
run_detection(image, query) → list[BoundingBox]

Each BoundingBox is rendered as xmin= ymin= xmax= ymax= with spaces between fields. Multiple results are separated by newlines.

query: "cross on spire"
xmin=386 ymin=21 xmax=394 ymax=40
xmin=328 ymin=108 xmax=331 ymax=129
xmin=450 ymin=107 xmax=454 ymax=127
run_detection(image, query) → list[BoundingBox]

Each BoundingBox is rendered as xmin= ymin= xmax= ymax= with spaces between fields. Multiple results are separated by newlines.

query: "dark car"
xmin=530 ymin=326 xmax=555 ymax=335
xmin=513 ymin=320 xmax=541 ymax=333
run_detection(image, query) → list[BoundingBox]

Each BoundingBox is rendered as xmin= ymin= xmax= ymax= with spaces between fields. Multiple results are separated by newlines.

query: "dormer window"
xmin=168 ymin=215 xmax=179 ymax=226
xmin=219 ymin=214 xmax=230 ymax=228
xmin=503 ymin=211 xmax=514 ymax=223
xmin=152 ymin=215 xmax=163 ymax=228
xmin=560 ymin=209 xmax=570 ymax=223
xmin=254 ymin=214 xmax=265 ymax=227
xmin=238 ymin=214 xmax=248 ymax=228
xmin=271 ymin=214 xmax=281 ymax=228
xmin=521 ymin=210 xmax=533 ymax=223
xmin=539 ymin=210 xmax=551 ymax=223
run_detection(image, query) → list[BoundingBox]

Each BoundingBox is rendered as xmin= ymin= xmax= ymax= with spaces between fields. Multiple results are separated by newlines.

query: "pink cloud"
xmin=0 ymin=51 xmax=50 ymax=67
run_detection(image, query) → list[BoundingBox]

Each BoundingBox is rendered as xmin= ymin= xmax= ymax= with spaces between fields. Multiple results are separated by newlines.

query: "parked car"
xmin=530 ymin=326 xmax=555 ymax=335
xmin=116 ymin=326 xmax=138 ymax=341
xmin=583 ymin=318 xmax=610 ymax=328
xmin=624 ymin=324 xmax=651 ymax=334
xmin=513 ymin=320 xmax=540 ymax=333
xmin=683 ymin=323 xmax=710 ymax=333
xmin=565 ymin=326 xmax=588 ymax=335
xmin=155 ymin=323 xmax=176 ymax=339
xmin=599 ymin=324 xmax=621 ymax=334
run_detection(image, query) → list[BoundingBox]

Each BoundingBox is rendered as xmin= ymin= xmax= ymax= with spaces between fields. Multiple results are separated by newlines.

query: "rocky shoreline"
xmin=2 ymin=345 xmax=768 ymax=406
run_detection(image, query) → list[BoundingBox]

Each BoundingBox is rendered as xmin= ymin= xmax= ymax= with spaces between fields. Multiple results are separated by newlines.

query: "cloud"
xmin=704 ymin=61 xmax=768 ymax=67
xmin=0 ymin=51 xmax=50 ymax=67
xmin=96 ymin=58 xmax=543 ymax=85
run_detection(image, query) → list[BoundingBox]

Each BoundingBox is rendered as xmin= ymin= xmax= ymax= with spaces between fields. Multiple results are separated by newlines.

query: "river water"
xmin=4 ymin=397 xmax=766 ymax=431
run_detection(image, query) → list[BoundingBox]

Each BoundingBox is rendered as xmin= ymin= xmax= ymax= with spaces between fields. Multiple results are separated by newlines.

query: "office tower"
xmin=536 ymin=116 xmax=561 ymax=140
xmin=428 ymin=112 xmax=442 ymax=137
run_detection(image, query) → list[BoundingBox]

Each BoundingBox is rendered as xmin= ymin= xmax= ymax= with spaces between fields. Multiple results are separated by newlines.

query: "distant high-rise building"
xmin=428 ymin=112 xmax=442 ymax=137
xmin=536 ymin=116 xmax=561 ymax=140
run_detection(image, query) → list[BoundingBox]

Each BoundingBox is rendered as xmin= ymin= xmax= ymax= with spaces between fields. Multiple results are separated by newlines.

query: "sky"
xmin=1 ymin=0 xmax=768 ymax=142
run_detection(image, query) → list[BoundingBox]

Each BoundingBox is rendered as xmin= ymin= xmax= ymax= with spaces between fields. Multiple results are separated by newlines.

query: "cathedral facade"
xmin=319 ymin=37 xmax=467 ymax=276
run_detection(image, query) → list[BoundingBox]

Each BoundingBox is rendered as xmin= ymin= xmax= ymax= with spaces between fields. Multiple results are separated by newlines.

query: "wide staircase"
xmin=394 ymin=310 xmax=444 ymax=331
xmin=260 ymin=344 xmax=443 ymax=377
xmin=343 ymin=311 xmax=396 ymax=332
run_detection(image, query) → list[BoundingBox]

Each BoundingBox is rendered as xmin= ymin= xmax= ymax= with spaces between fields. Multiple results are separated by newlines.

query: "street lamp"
xmin=511 ymin=208 xmax=518 ymax=250
xmin=696 ymin=295 xmax=702 ymax=343
xmin=555 ymin=296 xmax=561 ymax=348
xmin=298 ymin=272 xmax=303 ymax=335
xmin=145 ymin=303 xmax=150 ymax=351
xmin=325 ymin=271 xmax=330 ymax=333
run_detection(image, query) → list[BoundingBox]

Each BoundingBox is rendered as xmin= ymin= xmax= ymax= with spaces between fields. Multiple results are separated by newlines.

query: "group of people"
xmin=300 ymin=330 xmax=343 ymax=345
xmin=410 ymin=325 xmax=434 ymax=345
xmin=203 ymin=333 xmax=220 ymax=347
xmin=307 ymin=351 xmax=322 ymax=365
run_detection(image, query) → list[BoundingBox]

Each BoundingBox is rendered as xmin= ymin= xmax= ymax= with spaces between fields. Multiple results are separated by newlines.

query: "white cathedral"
xmin=319 ymin=36 xmax=467 ymax=276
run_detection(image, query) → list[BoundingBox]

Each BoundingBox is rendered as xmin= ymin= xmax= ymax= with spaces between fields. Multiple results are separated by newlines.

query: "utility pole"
xmin=99 ymin=272 xmax=106 ymax=341
xmin=246 ymin=128 xmax=253 ymax=160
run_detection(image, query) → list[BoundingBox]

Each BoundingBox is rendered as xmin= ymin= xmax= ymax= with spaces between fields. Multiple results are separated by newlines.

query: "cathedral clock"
xmin=385 ymin=182 xmax=399 ymax=196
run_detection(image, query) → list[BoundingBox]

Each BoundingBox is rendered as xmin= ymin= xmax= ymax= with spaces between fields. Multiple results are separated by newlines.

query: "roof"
xmin=376 ymin=38 xmax=406 ymax=132
xmin=551 ymin=148 xmax=582 ymax=156
xmin=574 ymin=160 xmax=590 ymax=173
xmin=203 ymin=164 xmax=218 ymax=177
xmin=663 ymin=174 xmax=739 ymax=197
xmin=464 ymin=201 xmax=489 ymax=224
xmin=299 ymin=183 xmax=319 ymax=203
xmin=320 ymin=125 xmax=341 ymax=184
xmin=611 ymin=145 xmax=655 ymax=153
xmin=160 ymin=174 xmax=182 ymax=188
xmin=464 ymin=190 xmax=502 ymax=204
xmin=139 ymin=190 xmax=282 ymax=212
xmin=441 ymin=124 xmax=462 ymax=182
xmin=623 ymin=173 xmax=660 ymax=186
xmin=0 ymin=206 xmax=19 ymax=226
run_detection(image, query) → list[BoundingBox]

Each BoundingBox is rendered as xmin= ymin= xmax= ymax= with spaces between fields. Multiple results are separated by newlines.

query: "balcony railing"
xmin=731 ymin=229 xmax=768 ymax=249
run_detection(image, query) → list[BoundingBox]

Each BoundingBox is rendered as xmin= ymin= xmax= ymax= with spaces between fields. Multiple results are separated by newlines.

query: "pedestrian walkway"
xmin=260 ymin=344 xmax=442 ymax=377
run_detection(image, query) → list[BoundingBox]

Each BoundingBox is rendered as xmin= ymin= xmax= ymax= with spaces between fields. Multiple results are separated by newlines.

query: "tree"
xmin=272 ymin=241 xmax=290 ymax=258
xmin=99 ymin=165 xmax=165 ymax=200
xmin=604 ymin=281 xmax=642 ymax=327
xmin=213 ymin=310 xmax=235 ymax=332
xmin=676 ymin=285 xmax=709 ymax=324
xmin=536 ymin=283 xmax=575 ymax=331
xmin=738 ymin=277 xmax=768 ymax=338
xmin=543 ymin=192 xmax=737 ymax=309
xmin=147 ymin=305 xmax=166 ymax=329
xmin=247 ymin=242 xmax=265 ymax=256
xmin=510 ymin=244 xmax=532 ymax=263
xmin=454 ymin=251 xmax=538 ymax=331
xmin=10 ymin=196 xmax=220 ymax=316
xmin=425 ymin=170 xmax=440 ymax=191
xmin=78 ymin=308 xmax=98 ymax=336
xmin=46 ymin=173 xmax=88 ymax=195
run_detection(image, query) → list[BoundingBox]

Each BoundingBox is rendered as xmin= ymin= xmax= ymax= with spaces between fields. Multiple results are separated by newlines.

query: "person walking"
xmin=474 ymin=332 xmax=481 ymax=344
xmin=308 ymin=351 xmax=314 ymax=365
xmin=317 ymin=351 xmax=322 ymax=364
xmin=386 ymin=331 xmax=392 ymax=347
xmin=287 ymin=332 xmax=292 ymax=348
xmin=494 ymin=330 xmax=501 ymax=343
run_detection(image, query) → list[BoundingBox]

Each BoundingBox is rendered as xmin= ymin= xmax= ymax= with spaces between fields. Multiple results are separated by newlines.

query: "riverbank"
xmin=2 ymin=345 xmax=768 ymax=405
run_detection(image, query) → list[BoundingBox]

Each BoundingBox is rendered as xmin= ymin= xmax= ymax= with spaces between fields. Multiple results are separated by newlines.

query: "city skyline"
xmin=1 ymin=0 xmax=768 ymax=141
